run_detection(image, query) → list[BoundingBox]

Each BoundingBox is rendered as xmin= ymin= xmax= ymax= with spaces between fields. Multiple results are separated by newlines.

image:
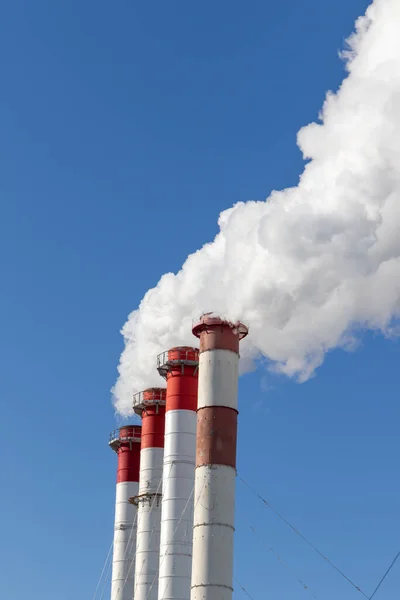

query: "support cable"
xmin=110 ymin=505 xmax=140 ymax=600
xmin=156 ymin=474 xmax=209 ymax=600
xmin=238 ymin=475 xmax=369 ymax=599
xmin=99 ymin=555 xmax=114 ymax=600
xmin=234 ymin=576 xmax=256 ymax=600
xmin=369 ymin=551 xmax=400 ymax=599
xmin=248 ymin=525 xmax=317 ymax=599
xmin=156 ymin=471 xmax=209 ymax=600
xmin=134 ymin=462 xmax=174 ymax=600
xmin=91 ymin=538 xmax=114 ymax=600
xmin=110 ymin=459 xmax=169 ymax=600
xmin=157 ymin=484 xmax=196 ymax=600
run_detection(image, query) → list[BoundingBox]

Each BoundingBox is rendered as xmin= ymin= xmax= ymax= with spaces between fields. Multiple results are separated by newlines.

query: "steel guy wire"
xmin=135 ymin=462 xmax=172 ymax=600
xmin=91 ymin=537 xmax=114 ymax=600
xmin=110 ymin=474 xmax=146 ymax=600
xmin=149 ymin=465 xmax=207 ymax=600
xmin=134 ymin=471 xmax=166 ymax=600
xmin=111 ymin=505 xmax=140 ymax=600
xmin=248 ymin=524 xmax=317 ymax=599
xmin=369 ymin=551 xmax=400 ymax=599
xmin=110 ymin=499 xmax=140 ymax=600
xmin=93 ymin=466 xmax=159 ymax=600
xmin=158 ymin=483 xmax=196 ymax=600
xmin=158 ymin=473 xmax=242 ymax=600
xmin=238 ymin=475 xmax=369 ymax=599
xmin=99 ymin=528 xmax=126 ymax=600
xmin=99 ymin=548 xmax=114 ymax=600
xmin=112 ymin=460 xmax=167 ymax=600
xmin=105 ymin=519 xmax=138 ymax=600
xmin=234 ymin=576 xmax=257 ymax=600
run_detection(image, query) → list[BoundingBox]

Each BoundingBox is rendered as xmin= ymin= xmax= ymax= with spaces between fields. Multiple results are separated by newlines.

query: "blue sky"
xmin=0 ymin=1 xmax=399 ymax=599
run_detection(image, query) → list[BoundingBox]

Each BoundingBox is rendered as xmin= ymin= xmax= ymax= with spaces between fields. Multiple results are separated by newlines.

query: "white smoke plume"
xmin=113 ymin=0 xmax=400 ymax=417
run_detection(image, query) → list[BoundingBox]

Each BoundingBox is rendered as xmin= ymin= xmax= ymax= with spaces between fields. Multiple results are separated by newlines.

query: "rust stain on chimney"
xmin=196 ymin=406 xmax=237 ymax=468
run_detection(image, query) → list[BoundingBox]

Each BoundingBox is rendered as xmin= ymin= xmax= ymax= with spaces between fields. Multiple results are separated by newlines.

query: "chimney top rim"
xmin=192 ymin=314 xmax=248 ymax=339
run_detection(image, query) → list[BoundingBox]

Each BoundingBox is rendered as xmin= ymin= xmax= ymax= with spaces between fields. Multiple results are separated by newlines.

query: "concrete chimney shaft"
xmin=132 ymin=388 xmax=166 ymax=600
xmin=157 ymin=347 xmax=199 ymax=600
xmin=109 ymin=425 xmax=142 ymax=600
xmin=190 ymin=315 xmax=248 ymax=600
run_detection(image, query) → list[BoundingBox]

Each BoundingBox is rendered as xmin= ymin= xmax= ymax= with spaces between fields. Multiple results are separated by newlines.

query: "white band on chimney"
xmin=112 ymin=481 xmax=139 ymax=600
xmin=197 ymin=349 xmax=239 ymax=410
xmin=158 ymin=410 xmax=197 ymax=600
xmin=192 ymin=465 xmax=235 ymax=600
xmin=134 ymin=447 xmax=164 ymax=600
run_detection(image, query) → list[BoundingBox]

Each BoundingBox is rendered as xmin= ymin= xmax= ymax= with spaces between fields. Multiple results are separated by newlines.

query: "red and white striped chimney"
xmin=132 ymin=388 xmax=166 ymax=600
xmin=157 ymin=347 xmax=199 ymax=600
xmin=109 ymin=425 xmax=142 ymax=600
xmin=190 ymin=315 xmax=248 ymax=600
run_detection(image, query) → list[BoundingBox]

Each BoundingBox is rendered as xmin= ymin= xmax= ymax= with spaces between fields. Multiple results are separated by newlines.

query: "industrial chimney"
xmin=157 ymin=347 xmax=199 ymax=600
xmin=190 ymin=315 xmax=248 ymax=600
xmin=132 ymin=388 xmax=166 ymax=600
xmin=109 ymin=425 xmax=142 ymax=600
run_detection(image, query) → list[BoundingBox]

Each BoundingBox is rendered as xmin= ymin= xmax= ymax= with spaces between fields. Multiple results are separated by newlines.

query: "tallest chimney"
xmin=190 ymin=315 xmax=248 ymax=600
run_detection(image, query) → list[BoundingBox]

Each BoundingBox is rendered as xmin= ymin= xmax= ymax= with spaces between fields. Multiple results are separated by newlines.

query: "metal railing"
xmin=128 ymin=492 xmax=162 ymax=507
xmin=108 ymin=427 xmax=141 ymax=452
xmin=132 ymin=389 xmax=166 ymax=413
xmin=156 ymin=347 xmax=199 ymax=379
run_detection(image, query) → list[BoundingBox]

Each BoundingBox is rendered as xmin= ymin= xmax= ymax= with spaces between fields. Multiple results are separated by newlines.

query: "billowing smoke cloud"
xmin=113 ymin=0 xmax=400 ymax=417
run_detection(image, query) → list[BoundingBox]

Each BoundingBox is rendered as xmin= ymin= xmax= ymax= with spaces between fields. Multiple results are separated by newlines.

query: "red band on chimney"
xmin=165 ymin=347 xmax=198 ymax=412
xmin=141 ymin=404 xmax=166 ymax=449
xmin=192 ymin=316 xmax=248 ymax=354
xmin=116 ymin=426 xmax=141 ymax=483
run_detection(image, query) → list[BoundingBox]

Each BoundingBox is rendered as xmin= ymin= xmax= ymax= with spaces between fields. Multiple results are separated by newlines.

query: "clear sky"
xmin=0 ymin=1 xmax=398 ymax=599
